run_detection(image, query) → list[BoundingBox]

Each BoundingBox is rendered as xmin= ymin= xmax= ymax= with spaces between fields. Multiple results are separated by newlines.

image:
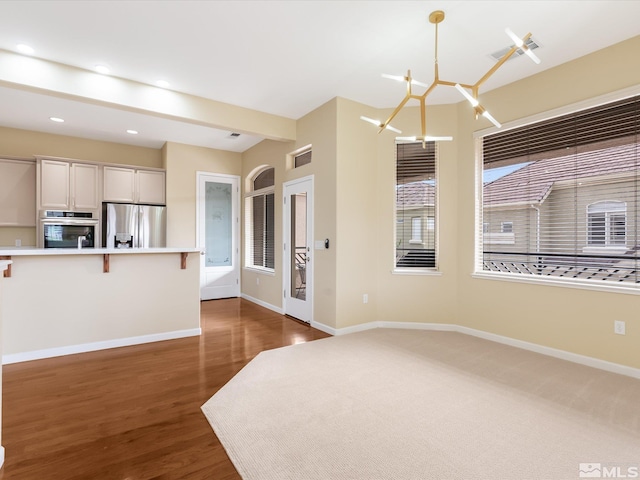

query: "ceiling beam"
xmin=0 ymin=49 xmax=296 ymax=143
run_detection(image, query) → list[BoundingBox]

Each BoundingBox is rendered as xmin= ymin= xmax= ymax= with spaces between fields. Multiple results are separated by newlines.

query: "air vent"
xmin=228 ymin=132 xmax=241 ymax=139
xmin=490 ymin=38 xmax=539 ymax=61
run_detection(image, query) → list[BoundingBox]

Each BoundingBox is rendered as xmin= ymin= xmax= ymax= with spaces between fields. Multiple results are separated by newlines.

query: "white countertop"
xmin=0 ymin=247 xmax=201 ymax=256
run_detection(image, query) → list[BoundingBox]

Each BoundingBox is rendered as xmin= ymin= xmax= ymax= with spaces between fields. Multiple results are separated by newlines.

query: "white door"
xmin=197 ymin=173 xmax=240 ymax=300
xmin=283 ymin=176 xmax=313 ymax=323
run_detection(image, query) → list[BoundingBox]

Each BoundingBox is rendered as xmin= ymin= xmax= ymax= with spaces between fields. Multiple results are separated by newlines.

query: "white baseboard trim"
xmin=0 ymin=445 xmax=4 ymax=469
xmin=325 ymin=320 xmax=640 ymax=380
xmin=456 ymin=325 xmax=640 ymax=380
xmin=241 ymin=294 xmax=284 ymax=315
xmin=2 ymin=328 xmax=202 ymax=365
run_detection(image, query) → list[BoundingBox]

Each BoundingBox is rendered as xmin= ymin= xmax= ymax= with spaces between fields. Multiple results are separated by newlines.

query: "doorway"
xmin=283 ymin=176 xmax=313 ymax=323
xmin=197 ymin=172 xmax=240 ymax=300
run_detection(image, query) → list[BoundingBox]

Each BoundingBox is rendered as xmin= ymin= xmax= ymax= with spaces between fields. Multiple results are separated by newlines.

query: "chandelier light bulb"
xmin=482 ymin=110 xmax=502 ymax=128
xmin=455 ymin=84 xmax=479 ymax=107
xmin=382 ymin=74 xmax=429 ymax=89
xmin=505 ymin=28 xmax=541 ymax=64
xmin=360 ymin=116 xmax=402 ymax=134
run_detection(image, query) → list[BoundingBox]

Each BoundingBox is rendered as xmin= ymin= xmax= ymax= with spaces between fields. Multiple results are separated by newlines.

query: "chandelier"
xmin=361 ymin=10 xmax=540 ymax=144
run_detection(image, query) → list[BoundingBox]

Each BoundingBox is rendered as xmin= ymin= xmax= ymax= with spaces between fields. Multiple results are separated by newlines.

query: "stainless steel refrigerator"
xmin=102 ymin=203 xmax=167 ymax=248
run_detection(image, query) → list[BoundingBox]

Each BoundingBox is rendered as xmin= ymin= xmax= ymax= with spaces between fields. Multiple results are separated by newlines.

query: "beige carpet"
xmin=201 ymin=329 xmax=640 ymax=479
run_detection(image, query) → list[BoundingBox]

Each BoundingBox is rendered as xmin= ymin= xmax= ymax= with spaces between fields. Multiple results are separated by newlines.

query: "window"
xmin=501 ymin=222 xmax=513 ymax=234
xmin=410 ymin=217 xmax=422 ymax=243
xmin=396 ymin=141 xmax=437 ymax=269
xmin=294 ymin=149 xmax=312 ymax=168
xmin=245 ymin=168 xmax=275 ymax=270
xmin=479 ymin=94 xmax=639 ymax=285
xmin=587 ymin=201 xmax=626 ymax=247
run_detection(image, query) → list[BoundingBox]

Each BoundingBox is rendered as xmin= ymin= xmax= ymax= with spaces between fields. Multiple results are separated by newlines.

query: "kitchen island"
xmin=0 ymin=248 xmax=201 ymax=364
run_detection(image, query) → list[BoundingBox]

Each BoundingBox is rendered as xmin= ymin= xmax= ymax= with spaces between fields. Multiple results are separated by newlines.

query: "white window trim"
xmin=245 ymin=169 xmax=275 ymax=272
xmin=586 ymin=200 xmax=627 ymax=248
xmin=394 ymin=143 xmax=440 ymax=274
xmin=474 ymin=85 xmax=640 ymax=292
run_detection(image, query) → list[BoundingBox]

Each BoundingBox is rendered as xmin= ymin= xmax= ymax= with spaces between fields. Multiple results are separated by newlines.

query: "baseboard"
xmin=241 ymin=294 xmax=284 ymax=315
xmin=351 ymin=321 xmax=640 ymax=380
xmin=312 ymin=321 xmax=378 ymax=336
xmin=455 ymin=325 xmax=640 ymax=380
xmin=2 ymin=328 xmax=202 ymax=365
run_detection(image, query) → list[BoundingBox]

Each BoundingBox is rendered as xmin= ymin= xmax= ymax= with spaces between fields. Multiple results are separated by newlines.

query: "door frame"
xmin=282 ymin=175 xmax=314 ymax=323
xmin=196 ymin=171 xmax=241 ymax=300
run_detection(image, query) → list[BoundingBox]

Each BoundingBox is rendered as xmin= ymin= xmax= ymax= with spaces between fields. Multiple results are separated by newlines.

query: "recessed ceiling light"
xmin=95 ymin=64 xmax=110 ymax=75
xmin=49 ymin=117 xmax=64 ymax=123
xmin=16 ymin=44 xmax=34 ymax=55
xmin=126 ymin=129 xmax=138 ymax=135
xmin=156 ymin=80 xmax=170 ymax=88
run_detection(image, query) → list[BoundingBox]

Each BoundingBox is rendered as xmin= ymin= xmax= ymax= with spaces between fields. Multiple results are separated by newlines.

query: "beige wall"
xmin=456 ymin=35 xmax=640 ymax=368
xmin=0 ymin=126 xmax=161 ymax=167
xmin=293 ymin=99 xmax=338 ymax=328
xmin=0 ymin=227 xmax=36 ymax=248
xmin=239 ymin=99 xmax=339 ymax=328
xmin=241 ymin=139 xmax=292 ymax=307
xmin=163 ymin=142 xmax=242 ymax=248
xmin=365 ymin=103 xmax=460 ymax=327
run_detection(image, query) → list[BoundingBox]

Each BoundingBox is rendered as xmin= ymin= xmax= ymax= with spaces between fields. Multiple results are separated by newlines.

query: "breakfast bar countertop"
xmin=0 ymin=247 xmax=201 ymax=256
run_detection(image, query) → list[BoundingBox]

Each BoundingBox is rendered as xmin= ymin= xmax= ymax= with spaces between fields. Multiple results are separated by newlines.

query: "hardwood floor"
xmin=0 ymin=298 xmax=331 ymax=479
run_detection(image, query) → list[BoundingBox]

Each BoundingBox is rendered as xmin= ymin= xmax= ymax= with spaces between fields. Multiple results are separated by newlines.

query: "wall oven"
xmin=39 ymin=211 xmax=99 ymax=248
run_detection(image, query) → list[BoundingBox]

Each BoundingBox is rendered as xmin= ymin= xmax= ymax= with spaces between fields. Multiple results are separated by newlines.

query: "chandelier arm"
xmin=438 ymin=80 xmax=473 ymax=88
xmin=380 ymin=96 xmax=411 ymax=133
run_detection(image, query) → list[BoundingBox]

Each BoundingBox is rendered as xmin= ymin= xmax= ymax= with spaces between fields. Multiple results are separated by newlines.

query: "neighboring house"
xmin=483 ymin=141 xmax=639 ymax=282
xmin=396 ymin=181 xmax=436 ymax=267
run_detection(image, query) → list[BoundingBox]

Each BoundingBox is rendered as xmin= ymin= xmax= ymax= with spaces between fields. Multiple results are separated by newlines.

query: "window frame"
xmin=245 ymin=167 xmax=276 ymax=273
xmin=474 ymin=86 xmax=640 ymax=294
xmin=394 ymin=140 xmax=440 ymax=274
xmin=585 ymin=201 xmax=627 ymax=251
xmin=410 ymin=217 xmax=423 ymax=244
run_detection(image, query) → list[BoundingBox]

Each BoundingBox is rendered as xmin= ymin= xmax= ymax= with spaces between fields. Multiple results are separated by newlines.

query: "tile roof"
xmin=396 ymin=182 xmax=435 ymax=207
xmin=484 ymin=143 xmax=638 ymax=207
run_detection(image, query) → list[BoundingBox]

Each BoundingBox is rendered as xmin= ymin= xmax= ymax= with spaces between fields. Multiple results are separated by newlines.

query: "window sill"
xmin=393 ymin=268 xmax=442 ymax=276
xmin=472 ymin=271 xmax=640 ymax=295
xmin=408 ymin=240 xmax=424 ymax=245
xmin=244 ymin=266 xmax=276 ymax=276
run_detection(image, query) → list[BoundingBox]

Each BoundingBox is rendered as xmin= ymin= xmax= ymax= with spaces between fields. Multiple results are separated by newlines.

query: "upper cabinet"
xmin=39 ymin=159 xmax=99 ymax=211
xmin=104 ymin=166 xmax=165 ymax=205
xmin=0 ymin=158 xmax=36 ymax=226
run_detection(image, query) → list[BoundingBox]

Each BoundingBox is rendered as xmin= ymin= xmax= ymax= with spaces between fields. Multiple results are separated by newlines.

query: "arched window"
xmin=245 ymin=167 xmax=275 ymax=270
xmin=587 ymin=201 xmax=626 ymax=247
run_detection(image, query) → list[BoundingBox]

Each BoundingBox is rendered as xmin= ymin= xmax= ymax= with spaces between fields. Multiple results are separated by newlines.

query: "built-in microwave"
xmin=39 ymin=211 xmax=99 ymax=248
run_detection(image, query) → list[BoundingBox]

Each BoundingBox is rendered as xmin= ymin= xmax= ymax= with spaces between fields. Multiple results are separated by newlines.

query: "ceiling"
xmin=0 ymin=1 xmax=638 ymax=153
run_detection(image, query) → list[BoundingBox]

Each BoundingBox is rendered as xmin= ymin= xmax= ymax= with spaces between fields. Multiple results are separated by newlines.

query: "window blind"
xmin=396 ymin=142 xmax=437 ymax=269
xmin=245 ymin=168 xmax=275 ymax=270
xmin=480 ymin=95 xmax=640 ymax=285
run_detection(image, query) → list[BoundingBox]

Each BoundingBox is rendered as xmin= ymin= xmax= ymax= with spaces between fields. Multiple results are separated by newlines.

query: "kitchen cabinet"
xmin=103 ymin=166 xmax=165 ymax=204
xmin=0 ymin=158 xmax=36 ymax=226
xmin=39 ymin=159 xmax=99 ymax=211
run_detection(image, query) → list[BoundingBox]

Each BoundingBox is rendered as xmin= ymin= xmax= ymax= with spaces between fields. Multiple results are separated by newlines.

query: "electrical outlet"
xmin=15 ymin=239 xmax=21 ymax=247
xmin=256 ymin=277 xmax=260 ymax=285
xmin=363 ymin=294 xmax=368 ymax=304
xmin=614 ymin=320 xmax=626 ymax=335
